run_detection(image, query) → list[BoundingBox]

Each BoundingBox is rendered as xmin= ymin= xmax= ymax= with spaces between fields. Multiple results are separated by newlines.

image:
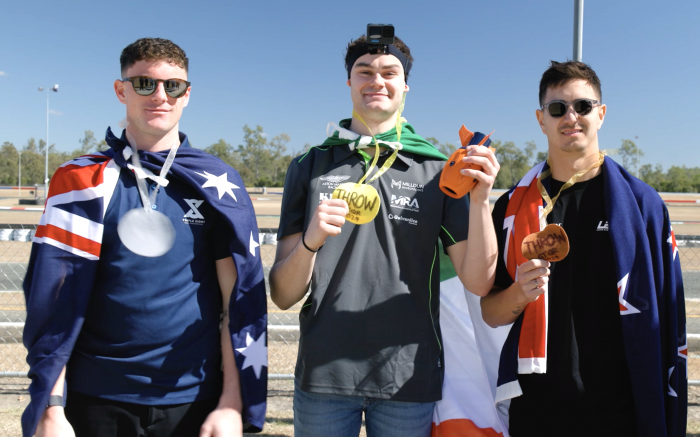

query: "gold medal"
xmin=334 ymin=98 xmax=406 ymax=225
xmin=332 ymin=182 xmax=381 ymax=225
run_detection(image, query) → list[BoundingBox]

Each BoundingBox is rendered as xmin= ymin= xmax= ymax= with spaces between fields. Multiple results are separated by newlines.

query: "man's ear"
xmin=114 ymin=80 xmax=127 ymax=104
xmin=596 ymin=104 xmax=606 ymax=130
xmin=347 ymin=78 xmax=351 ymax=87
xmin=535 ymin=109 xmax=546 ymax=135
xmin=181 ymin=87 xmax=191 ymax=108
xmin=404 ymin=84 xmax=409 ymax=92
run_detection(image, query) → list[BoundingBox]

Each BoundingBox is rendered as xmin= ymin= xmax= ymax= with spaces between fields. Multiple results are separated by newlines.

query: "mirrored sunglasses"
xmin=121 ymin=76 xmax=190 ymax=98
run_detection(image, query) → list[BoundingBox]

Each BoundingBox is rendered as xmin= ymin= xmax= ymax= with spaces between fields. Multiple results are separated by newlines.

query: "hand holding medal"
xmin=116 ymin=128 xmax=179 ymax=257
xmin=520 ymin=152 xmax=605 ymax=262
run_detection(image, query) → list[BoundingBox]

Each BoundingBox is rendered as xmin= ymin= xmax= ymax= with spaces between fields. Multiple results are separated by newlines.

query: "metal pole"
xmin=45 ymin=90 xmax=49 ymax=199
xmin=636 ymin=137 xmax=640 ymax=179
xmin=18 ymin=151 xmax=21 ymax=198
xmin=573 ymin=0 xmax=584 ymax=61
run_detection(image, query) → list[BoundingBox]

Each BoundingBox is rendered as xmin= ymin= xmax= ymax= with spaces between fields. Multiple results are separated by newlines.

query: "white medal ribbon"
xmin=116 ymin=130 xmax=180 ymax=257
xmin=326 ymin=122 xmax=404 ymax=151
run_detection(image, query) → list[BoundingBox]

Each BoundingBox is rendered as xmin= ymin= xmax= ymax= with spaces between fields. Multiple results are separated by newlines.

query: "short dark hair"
xmin=120 ymin=38 xmax=189 ymax=76
xmin=344 ymin=35 xmax=414 ymax=81
xmin=539 ymin=60 xmax=602 ymax=106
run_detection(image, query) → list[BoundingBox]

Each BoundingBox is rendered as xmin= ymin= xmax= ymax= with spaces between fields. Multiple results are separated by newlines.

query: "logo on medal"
xmin=183 ymin=199 xmax=205 ymax=225
xmin=390 ymin=194 xmax=420 ymax=212
xmin=320 ymin=175 xmax=351 ymax=189
xmin=391 ymin=179 xmax=424 ymax=192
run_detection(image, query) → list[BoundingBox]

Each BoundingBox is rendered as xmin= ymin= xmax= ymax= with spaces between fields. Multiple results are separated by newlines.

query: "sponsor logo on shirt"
xmin=390 ymin=194 xmax=420 ymax=212
xmin=388 ymin=213 xmax=418 ymax=225
xmin=319 ymin=192 xmax=332 ymax=203
xmin=597 ymin=221 xmax=609 ymax=231
xmin=391 ymin=179 xmax=424 ymax=192
xmin=183 ymin=199 xmax=205 ymax=225
xmin=319 ymin=175 xmax=351 ymax=189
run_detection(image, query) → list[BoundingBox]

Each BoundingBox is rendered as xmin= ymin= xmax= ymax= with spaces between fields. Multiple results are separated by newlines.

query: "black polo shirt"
xmin=278 ymin=142 xmax=470 ymax=402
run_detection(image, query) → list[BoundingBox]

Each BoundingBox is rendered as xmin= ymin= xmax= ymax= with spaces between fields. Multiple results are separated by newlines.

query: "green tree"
xmin=425 ymin=137 xmax=456 ymax=157
xmin=74 ymin=130 xmax=107 ymax=157
xmin=493 ymin=140 xmax=535 ymax=188
xmin=0 ymin=142 xmax=19 ymax=185
xmin=619 ymin=139 xmax=644 ymax=176
xmin=204 ymin=139 xmax=254 ymax=184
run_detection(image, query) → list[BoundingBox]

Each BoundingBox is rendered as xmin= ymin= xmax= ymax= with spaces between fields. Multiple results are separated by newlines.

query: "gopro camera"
xmin=367 ymin=23 xmax=395 ymax=54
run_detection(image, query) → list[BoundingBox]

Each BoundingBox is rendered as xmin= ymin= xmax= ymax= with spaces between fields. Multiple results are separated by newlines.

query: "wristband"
xmin=47 ymin=395 xmax=63 ymax=408
xmin=302 ymin=232 xmax=322 ymax=253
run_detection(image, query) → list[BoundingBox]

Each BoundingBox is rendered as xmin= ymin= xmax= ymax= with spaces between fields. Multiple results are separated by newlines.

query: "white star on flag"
xmin=195 ymin=171 xmax=239 ymax=201
xmin=249 ymin=232 xmax=259 ymax=256
xmin=235 ymin=332 xmax=267 ymax=379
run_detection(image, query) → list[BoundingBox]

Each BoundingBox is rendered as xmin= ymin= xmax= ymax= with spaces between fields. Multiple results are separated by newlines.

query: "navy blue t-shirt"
xmin=68 ymin=164 xmax=232 ymax=405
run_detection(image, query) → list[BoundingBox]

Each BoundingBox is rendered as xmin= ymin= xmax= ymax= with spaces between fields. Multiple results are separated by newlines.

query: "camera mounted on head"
xmin=346 ymin=24 xmax=411 ymax=81
xmin=366 ymin=24 xmax=395 ymax=54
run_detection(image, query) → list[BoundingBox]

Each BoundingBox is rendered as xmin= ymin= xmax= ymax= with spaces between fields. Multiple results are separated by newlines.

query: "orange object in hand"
xmin=439 ymin=125 xmax=495 ymax=198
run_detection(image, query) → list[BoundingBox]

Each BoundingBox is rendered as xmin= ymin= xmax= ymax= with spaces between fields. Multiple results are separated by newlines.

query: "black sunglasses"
xmin=121 ymin=76 xmax=191 ymax=98
xmin=542 ymin=99 xmax=599 ymax=117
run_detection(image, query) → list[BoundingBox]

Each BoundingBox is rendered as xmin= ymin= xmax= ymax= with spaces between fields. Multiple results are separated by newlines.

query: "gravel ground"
xmin=0 ymin=378 xmax=694 ymax=436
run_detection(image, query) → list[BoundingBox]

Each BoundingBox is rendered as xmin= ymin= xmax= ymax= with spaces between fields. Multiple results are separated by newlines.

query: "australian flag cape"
xmin=22 ymin=127 xmax=267 ymax=436
xmin=495 ymin=156 xmax=687 ymax=436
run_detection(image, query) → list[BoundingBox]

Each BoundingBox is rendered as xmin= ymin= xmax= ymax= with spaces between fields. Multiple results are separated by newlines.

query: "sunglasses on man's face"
xmin=121 ymin=76 xmax=191 ymax=98
xmin=542 ymin=99 xmax=599 ymax=117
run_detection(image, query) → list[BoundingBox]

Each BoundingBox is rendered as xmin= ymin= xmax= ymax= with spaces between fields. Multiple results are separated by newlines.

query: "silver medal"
xmin=117 ymin=208 xmax=176 ymax=257
xmin=117 ymin=130 xmax=180 ymax=257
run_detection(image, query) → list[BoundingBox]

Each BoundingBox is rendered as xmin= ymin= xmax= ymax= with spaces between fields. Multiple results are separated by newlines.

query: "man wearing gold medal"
xmin=270 ymin=27 xmax=500 ymax=436
xmin=482 ymin=61 xmax=687 ymax=436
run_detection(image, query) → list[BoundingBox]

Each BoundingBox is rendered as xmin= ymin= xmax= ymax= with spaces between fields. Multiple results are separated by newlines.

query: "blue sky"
xmin=1 ymin=0 xmax=698 ymax=170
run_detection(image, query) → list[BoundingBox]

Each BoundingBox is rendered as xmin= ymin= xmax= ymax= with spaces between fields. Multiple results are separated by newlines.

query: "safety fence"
xmin=0 ymin=225 xmax=698 ymax=383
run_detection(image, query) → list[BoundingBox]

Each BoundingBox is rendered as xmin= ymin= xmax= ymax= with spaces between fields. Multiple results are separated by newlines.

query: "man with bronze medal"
xmin=482 ymin=61 xmax=687 ymax=436
xmin=22 ymin=38 xmax=267 ymax=437
xmin=270 ymin=25 xmax=500 ymax=436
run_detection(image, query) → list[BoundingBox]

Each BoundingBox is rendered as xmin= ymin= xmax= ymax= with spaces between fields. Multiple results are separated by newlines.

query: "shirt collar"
xmin=333 ymin=144 xmax=413 ymax=168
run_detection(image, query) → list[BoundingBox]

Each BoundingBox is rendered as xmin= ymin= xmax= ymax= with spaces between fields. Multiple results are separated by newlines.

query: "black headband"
xmin=345 ymin=43 xmax=412 ymax=82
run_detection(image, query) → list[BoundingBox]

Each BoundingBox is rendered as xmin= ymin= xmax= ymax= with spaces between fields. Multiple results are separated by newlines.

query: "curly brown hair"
xmin=120 ymin=38 xmax=189 ymax=76
xmin=344 ymin=35 xmax=414 ymax=80
xmin=539 ymin=60 xmax=602 ymax=106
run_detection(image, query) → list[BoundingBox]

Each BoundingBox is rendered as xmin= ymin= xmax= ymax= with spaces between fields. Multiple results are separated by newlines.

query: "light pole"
xmin=635 ymin=135 xmax=640 ymax=179
xmin=38 ymin=84 xmax=59 ymax=199
xmin=18 ymin=150 xmax=21 ymax=198
xmin=573 ymin=0 xmax=584 ymax=61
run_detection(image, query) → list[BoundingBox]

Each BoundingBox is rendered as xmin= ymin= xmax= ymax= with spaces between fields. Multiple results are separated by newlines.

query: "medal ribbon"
xmin=536 ymin=151 xmax=605 ymax=227
xmin=352 ymin=94 xmax=406 ymax=185
xmin=125 ymin=132 xmax=180 ymax=212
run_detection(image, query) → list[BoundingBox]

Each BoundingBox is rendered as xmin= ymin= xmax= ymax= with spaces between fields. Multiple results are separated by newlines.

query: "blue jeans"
xmin=293 ymin=383 xmax=435 ymax=437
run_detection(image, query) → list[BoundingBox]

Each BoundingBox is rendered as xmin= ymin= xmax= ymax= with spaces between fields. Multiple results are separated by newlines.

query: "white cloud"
xmin=0 ymin=71 xmax=6 ymax=76
xmin=49 ymin=109 xmax=62 ymax=115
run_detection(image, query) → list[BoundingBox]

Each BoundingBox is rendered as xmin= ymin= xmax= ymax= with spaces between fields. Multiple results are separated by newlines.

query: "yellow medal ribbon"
xmin=536 ymin=151 xmax=605 ymax=226
xmin=332 ymin=95 xmax=406 ymax=224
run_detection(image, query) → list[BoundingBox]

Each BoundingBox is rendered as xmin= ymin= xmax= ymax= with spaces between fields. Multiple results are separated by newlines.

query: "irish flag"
xmin=431 ymin=248 xmax=511 ymax=436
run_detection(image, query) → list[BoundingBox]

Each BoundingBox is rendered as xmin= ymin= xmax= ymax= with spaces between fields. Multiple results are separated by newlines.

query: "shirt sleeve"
xmin=277 ymin=157 xmax=309 ymax=240
xmin=439 ymin=193 xmax=470 ymax=251
xmin=492 ymin=193 xmax=514 ymax=290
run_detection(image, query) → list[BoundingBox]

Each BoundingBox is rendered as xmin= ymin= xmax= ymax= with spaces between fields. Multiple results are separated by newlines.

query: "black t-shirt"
xmin=278 ymin=142 xmax=470 ymax=402
xmin=492 ymin=173 xmax=638 ymax=437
